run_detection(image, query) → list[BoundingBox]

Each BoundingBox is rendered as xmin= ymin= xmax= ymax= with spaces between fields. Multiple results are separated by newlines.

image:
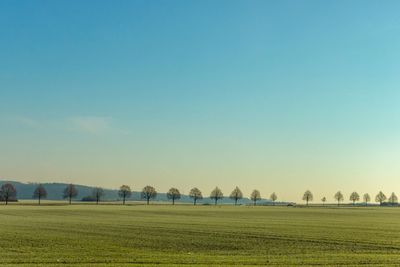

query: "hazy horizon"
xmin=1 ymin=1 xmax=400 ymax=202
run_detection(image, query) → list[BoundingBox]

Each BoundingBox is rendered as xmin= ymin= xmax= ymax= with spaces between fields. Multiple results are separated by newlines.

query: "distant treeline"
xmin=0 ymin=182 xmax=398 ymax=207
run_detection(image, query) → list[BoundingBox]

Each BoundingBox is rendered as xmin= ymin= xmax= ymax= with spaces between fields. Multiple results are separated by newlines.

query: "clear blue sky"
xmin=1 ymin=0 xmax=400 ymax=202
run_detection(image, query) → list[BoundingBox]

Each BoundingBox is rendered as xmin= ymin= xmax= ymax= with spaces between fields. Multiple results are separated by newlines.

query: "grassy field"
xmin=0 ymin=204 xmax=399 ymax=266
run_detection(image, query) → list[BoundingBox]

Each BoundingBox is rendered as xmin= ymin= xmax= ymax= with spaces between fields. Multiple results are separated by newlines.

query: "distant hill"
xmin=0 ymin=180 xmax=273 ymax=204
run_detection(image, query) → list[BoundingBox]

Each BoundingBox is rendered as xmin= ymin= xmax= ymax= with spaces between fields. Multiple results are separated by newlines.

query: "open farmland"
xmin=0 ymin=204 xmax=399 ymax=266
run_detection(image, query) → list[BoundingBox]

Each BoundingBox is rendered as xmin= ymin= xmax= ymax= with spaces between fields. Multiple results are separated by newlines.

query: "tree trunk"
xmin=215 ymin=199 xmax=217 ymax=205
xmin=5 ymin=197 xmax=8 ymax=205
xmin=273 ymin=201 xmax=275 ymax=206
xmin=38 ymin=196 xmax=41 ymax=205
xmin=69 ymin=196 xmax=72 ymax=204
xmin=194 ymin=198 xmax=196 ymax=205
xmin=254 ymin=200 xmax=256 ymax=206
xmin=306 ymin=199 xmax=308 ymax=206
xmin=235 ymin=199 xmax=237 ymax=206
xmin=147 ymin=198 xmax=149 ymax=205
xmin=123 ymin=196 xmax=126 ymax=205
xmin=172 ymin=198 xmax=175 ymax=205
xmin=96 ymin=198 xmax=99 ymax=205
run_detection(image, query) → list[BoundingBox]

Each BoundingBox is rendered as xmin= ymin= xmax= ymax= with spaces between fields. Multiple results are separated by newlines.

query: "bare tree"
xmin=0 ymin=183 xmax=17 ymax=205
xmin=210 ymin=187 xmax=223 ymax=205
xmin=302 ymin=190 xmax=313 ymax=206
xmin=250 ymin=190 xmax=261 ymax=206
xmin=375 ymin=191 xmax=387 ymax=206
xmin=63 ymin=184 xmax=78 ymax=204
xmin=270 ymin=192 xmax=277 ymax=206
xmin=33 ymin=184 xmax=47 ymax=205
xmin=349 ymin=191 xmax=360 ymax=206
xmin=334 ymin=191 xmax=344 ymax=206
xmin=142 ymin=185 xmax=157 ymax=205
xmin=118 ymin=185 xmax=132 ymax=205
xmin=167 ymin=187 xmax=181 ymax=205
xmin=229 ymin=186 xmax=243 ymax=205
xmin=92 ymin=187 xmax=104 ymax=205
xmin=388 ymin=192 xmax=398 ymax=206
xmin=189 ymin=187 xmax=203 ymax=205
xmin=321 ymin=197 xmax=326 ymax=206
xmin=363 ymin=193 xmax=371 ymax=206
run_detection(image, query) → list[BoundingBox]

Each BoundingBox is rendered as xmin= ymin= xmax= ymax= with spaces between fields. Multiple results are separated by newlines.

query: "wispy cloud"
xmin=0 ymin=115 xmax=40 ymax=128
xmin=14 ymin=116 xmax=39 ymax=127
xmin=67 ymin=116 xmax=113 ymax=134
xmin=2 ymin=114 xmax=128 ymax=135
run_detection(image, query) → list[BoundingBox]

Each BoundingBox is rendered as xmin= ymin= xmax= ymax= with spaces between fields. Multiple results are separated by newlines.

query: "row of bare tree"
xmin=0 ymin=183 xmax=262 ymax=205
xmin=0 ymin=183 xmax=398 ymax=206
xmin=302 ymin=190 xmax=398 ymax=206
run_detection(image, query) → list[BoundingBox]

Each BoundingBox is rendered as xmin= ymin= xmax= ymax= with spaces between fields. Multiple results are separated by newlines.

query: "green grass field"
xmin=0 ymin=204 xmax=399 ymax=266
